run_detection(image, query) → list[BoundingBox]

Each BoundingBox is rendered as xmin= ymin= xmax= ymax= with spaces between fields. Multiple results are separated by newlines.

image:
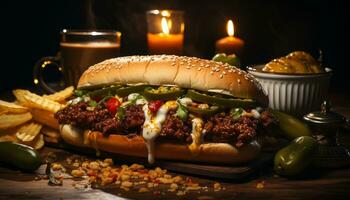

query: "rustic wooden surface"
xmin=0 ymin=90 xmax=349 ymax=200
xmin=1 ymin=147 xmax=350 ymax=200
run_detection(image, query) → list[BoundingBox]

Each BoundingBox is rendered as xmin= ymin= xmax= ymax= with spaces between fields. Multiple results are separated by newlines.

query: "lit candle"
xmin=147 ymin=17 xmax=184 ymax=55
xmin=215 ymin=20 xmax=244 ymax=55
xmin=146 ymin=10 xmax=184 ymax=55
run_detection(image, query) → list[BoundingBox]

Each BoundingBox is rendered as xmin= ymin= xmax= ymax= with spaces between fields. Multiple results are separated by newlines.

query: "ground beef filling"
xmin=55 ymin=102 xmax=272 ymax=147
xmin=203 ymin=113 xmax=259 ymax=148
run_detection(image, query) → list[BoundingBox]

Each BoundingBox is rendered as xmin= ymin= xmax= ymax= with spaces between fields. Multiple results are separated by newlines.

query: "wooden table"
xmin=0 ymin=91 xmax=349 ymax=200
xmin=1 ymin=148 xmax=350 ymax=200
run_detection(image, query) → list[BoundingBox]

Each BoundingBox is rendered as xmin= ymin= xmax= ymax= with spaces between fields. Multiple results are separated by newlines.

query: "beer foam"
xmin=60 ymin=42 xmax=120 ymax=48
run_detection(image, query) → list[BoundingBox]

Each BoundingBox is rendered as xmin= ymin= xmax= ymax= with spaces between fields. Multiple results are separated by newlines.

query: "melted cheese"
xmin=188 ymin=118 xmax=204 ymax=155
xmin=142 ymin=101 xmax=177 ymax=164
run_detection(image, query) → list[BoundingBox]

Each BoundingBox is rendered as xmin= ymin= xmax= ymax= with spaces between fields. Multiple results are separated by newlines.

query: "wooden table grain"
xmin=0 ymin=90 xmax=349 ymax=200
xmin=1 ymin=156 xmax=350 ymax=200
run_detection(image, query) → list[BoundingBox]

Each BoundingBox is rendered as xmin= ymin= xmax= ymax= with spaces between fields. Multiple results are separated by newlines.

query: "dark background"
xmin=1 ymin=0 xmax=349 ymax=93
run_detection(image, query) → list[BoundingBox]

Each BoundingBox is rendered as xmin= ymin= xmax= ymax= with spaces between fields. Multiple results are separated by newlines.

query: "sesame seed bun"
xmin=78 ymin=55 xmax=268 ymax=106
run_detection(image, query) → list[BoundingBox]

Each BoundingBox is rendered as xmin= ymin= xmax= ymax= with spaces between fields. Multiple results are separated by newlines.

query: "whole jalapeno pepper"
xmin=274 ymin=136 xmax=318 ymax=176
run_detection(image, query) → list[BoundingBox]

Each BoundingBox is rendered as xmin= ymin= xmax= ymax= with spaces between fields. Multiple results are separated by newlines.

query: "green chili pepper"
xmin=212 ymin=53 xmax=241 ymax=67
xmin=88 ymin=85 xmax=121 ymax=98
xmin=186 ymin=90 xmax=256 ymax=108
xmin=74 ymin=90 xmax=86 ymax=97
xmin=88 ymin=100 xmax=98 ymax=107
xmin=230 ymin=108 xmax=244 ymax=119
xmin=79 ymin=83 xmax=119 ymax=91
xmin=115 ymin=85 xmax=149 ymax=97
xmin=143 ymin=87 xmax=185 ymax=101
xmin=270 ymin=110 xmax=312 ymax=139
xmin=186 ymin=105 xmax=220 ymax=116
xmin=117 ymin=106 xmax=126 ymax=120
xmin=274 ymin=136 xmax=318 ymax=176
xmin=176 ymin=101 xmax=188 ymax=121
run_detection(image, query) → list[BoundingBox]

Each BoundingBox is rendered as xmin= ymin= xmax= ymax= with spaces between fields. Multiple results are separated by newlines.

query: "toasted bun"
xmin=78 ymin=55 xmax=268 ymax=106
xmin=60 ymin=124 xmax=261 ymax=164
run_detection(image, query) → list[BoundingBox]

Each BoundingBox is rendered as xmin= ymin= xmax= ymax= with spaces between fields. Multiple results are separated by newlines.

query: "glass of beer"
xmin=34 ymin=30 xmax=121 ymax=93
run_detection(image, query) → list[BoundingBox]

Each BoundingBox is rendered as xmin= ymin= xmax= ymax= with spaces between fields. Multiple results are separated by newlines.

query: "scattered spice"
xmin=256 ymin=181 xmax=265 ymax=189
xmin=45 ymin=155 xmax=224 ymax=196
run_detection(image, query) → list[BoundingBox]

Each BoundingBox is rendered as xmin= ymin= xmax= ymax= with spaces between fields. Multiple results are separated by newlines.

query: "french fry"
xmin=0 ymin=100 xmax=28 ymax=113
xmin=30 ymin=108 xmax=60 ymax=130
xmin=12 ymin=89 xmax=30 ymax=106
xmin=43 ymin=86 xmax=74 ymax=102
xmin=24 ymin=134 xmax=44 ymax=150
xmin=13 ymin=89 xmax=63 ymax=113
xmin=41 ymin=126 xmax=60 ymax=139
xmin=16 ymin=122 xmax=42 ymax=142
xmin=0 ymin=112 xmax=32 ymax=129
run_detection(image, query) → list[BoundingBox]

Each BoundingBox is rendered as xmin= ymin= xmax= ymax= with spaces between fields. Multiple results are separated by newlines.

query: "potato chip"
xmin=0 ymin=112 xmax=32 ymax=129
xmin=41 ymin=126 xmax=60 ymax=138
xmin=13 ymin=89 xmax=63 ymax=112
xmin=43 ymin=86 xmax=74 ymax=102
xmin=24 ymin=92 xmax=63 ymax=113
xmin=31 ymin=108 xmax=60 ymax=130
xmin=24 ymin=134 xmax=44 ymax=150
xmin=16 ymin=122 xmax=42 ymax=142
xmin=0 ymin=100 xmax=29 ymax=114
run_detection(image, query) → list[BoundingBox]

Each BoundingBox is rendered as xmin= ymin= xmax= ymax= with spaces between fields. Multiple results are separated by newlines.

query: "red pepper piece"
xmin=148 ymin=100 xmax=164 ymax=113
xmin=106 ymin=97 xmax=121 ymax=115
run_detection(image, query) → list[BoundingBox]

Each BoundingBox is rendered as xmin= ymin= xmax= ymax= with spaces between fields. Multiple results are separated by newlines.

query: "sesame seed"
xmin=198 ymin=67 xmax=201 ymax=71
xmin=219 ymin=74 xmax=224 ymax=79
xmin=237 ymin=79 xmax=241 ymax=84
xmin=210 ymin=71 xmax=214 ymax=75
xmin=223 ymin=71 xmax=226 ymax=75
xmin=186 ymin=66 xmax=190 ymax=69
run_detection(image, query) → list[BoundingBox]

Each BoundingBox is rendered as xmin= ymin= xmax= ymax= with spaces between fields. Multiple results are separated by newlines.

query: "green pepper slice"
xmin=79 ymin=83 xmax=119 ymax=91
xmin=186 ymin=90 xmax=256 ymax=108
xmin=88 ymin=85 xmax=122 ymax=98
xmin=88 ymin=85 xmax=148 ymax=98
xmin=143 ymin=87 xmax=185 ymax=101
xmin=115 ymin=85 xmax=149 ymax=97
xmin=186 ymin=105 xmax=220 ymax=116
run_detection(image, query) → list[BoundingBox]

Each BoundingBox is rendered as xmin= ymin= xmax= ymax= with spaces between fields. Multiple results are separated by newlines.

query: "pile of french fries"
xmin=0 ymin=86 xmax=74 ymax=149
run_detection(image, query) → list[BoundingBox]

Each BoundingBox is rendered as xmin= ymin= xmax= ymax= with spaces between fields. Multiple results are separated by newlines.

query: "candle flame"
xmin=161 ymin=10 xmax=170 ymax=17
xmin=227 ymin=20 xmax=234 ymax=37
xmin=161 ymin=17 xmax=170 ymax=34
